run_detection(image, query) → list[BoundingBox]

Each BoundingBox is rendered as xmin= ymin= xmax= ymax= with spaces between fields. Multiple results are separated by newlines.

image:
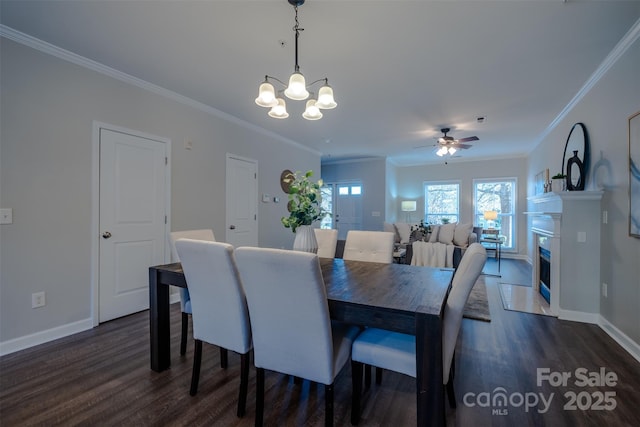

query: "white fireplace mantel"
xmin=526 ymin=191 xmax=603 ymax=321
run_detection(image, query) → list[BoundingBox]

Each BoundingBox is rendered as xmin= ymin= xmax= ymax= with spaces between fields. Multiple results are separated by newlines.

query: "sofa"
xmin=384 ymin=222 xmax=480 ymax=266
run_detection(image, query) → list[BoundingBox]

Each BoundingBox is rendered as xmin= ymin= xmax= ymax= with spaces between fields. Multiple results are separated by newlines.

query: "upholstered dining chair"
xmin=235 ymin=247 xmax=360 ymax=427
xmin=314 ymin=228 xmax=338 ymax=258
xmin=174 ymin=239 xmax=252 ymax=417
xmin=342 ymin=230 xmax=395 ymax=264
xmin=349 ymin=243 xmax=487 ymax=424
xmin=169 ymin=229 xmax=216 ymax=355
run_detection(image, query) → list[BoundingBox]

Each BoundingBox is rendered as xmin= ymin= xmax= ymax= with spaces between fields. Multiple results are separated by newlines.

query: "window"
xmin=473 ymin=178 xmax=517 ymax=250
xmin=424 ymin=181 xmax=459 ymax=225
xmin=320 ymin=185 xmax=333 ymax=229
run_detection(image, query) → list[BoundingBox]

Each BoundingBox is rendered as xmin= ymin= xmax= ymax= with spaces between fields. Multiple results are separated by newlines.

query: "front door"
xmin=99 ymin=128 xmax=168 ymax=322
xmin=226 ymin=154 xmax=258 ymax=247
xmin=335 ymin=182 xmax=363 ymax=240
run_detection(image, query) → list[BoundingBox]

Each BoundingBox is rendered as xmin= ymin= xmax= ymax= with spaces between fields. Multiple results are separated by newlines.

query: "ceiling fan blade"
xmin=456 ymin=144 xmax=473 ymax=149
xmin=457 ymin=136 xmax=479 ymax=143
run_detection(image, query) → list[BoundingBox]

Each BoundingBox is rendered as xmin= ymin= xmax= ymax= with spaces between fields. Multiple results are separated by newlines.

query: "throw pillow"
xmin=384 ymin=222 xmax=401 ymax=243
xmin=428 ymin=225 xmax=440 ymax=243
xmin=453 ymin=223 xmax=473 ymax=247
xmin=394 ymin=223 xmax=412 ymax=244
xmin=438 ymin=223 xmax=456 ymax=245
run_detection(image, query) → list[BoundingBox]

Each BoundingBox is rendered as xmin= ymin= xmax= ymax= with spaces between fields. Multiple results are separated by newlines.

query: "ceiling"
xmin=2 ymin=0 xmax=639 ymax=166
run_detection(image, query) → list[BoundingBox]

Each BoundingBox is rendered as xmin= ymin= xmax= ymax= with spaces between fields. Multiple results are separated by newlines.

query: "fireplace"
xmin=527 ymin=191 xmax=603 ymax=320
xmin=538 ymin=245 xmax=551 ymax=303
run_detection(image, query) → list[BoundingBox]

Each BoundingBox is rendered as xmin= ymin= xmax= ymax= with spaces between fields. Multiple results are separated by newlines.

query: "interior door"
xmin=226 ymin=154 xmax=258 ymax=247
xmin=335 ymin=182 xmax=363 ymax=240
xmin=99 ymin=128 xmax=168 ymax=322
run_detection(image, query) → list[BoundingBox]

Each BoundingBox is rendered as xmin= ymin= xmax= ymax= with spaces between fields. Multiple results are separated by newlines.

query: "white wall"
xmin=396 ymin=157 xmax=529 ymax=256
xmin=0 ymin=39 xmax=319 ymax=347
xmin=527 ymin=34 xmax=640 ymax=345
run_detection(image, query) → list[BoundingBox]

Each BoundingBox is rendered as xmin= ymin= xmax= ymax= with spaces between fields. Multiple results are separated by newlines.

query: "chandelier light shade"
xmin=255 ymin=0 xmax=337 ymax=120
xmin=284 ymin=72 xmax=309 ymax=100
xmin=315 ymin=84 xmax=337 ymax=109
xmin=268 ymin=98 xmax=289 ymax=119
xmin=255 ymin=80 xmax=278 ymax=107
xmin=302 ymin=99 xmax=322 ymax=120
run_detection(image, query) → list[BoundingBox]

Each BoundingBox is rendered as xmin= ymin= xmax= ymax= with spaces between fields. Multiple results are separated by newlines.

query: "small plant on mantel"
xmin=281 ymin=170 xmax=328 ymax=233
xmin=551 ymin=173 xmax=566 ymax=192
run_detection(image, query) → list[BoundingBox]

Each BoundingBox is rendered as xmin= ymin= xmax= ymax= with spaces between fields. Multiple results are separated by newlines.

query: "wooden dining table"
xmin=149 ymin=257 xmax=454 ymax=426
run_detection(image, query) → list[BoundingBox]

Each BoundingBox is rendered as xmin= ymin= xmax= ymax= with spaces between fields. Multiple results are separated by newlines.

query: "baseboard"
xmin=598 ymin=316 xmax=640 ymax=363
xmin=0 ymin=317 xmax=93 ymax=356
xmin=557 ymin=309 xmax=600 ymax=324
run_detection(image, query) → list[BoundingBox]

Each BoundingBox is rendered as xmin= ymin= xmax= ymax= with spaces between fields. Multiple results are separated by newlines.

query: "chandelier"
xmin=255 ymin=0 xmax=337 ymax=120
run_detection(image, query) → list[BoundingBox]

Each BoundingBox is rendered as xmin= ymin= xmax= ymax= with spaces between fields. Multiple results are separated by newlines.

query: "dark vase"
xmin=566 ymin=150 xmax=585 ymax=191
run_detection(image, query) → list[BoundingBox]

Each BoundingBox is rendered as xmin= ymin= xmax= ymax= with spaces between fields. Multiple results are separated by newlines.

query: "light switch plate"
xmin=0 ymin=208 xmax=12 ymax=224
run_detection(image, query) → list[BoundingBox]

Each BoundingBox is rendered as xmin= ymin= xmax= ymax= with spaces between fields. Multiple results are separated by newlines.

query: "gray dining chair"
xmin=169 ymin=229 xmax=216 ymax=355
xmin=342 ymin=230 xmax=395 ymax=385
xmin=235 ymin=247 xmax=360 ymax=427
xmin=314 ymin=228 xmax=338 ymax=258
xmin=175 ymin=239 xmax=252 ymax=418
xmin=350 ymin=243 xmax=487 ymax=424
xmin=342 ymin=230 xmax=395 ymax=264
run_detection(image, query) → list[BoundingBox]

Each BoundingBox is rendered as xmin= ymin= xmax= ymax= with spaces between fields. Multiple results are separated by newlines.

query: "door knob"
xmin=229 ymin=225 xmax=236 ymax=230
xmin=102 ymin=231 xmax=112 ymax=239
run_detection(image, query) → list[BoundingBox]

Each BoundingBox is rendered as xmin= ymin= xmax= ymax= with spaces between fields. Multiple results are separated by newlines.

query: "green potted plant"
xmin=551 ymin=173 xmax=566 ymax=192
xmin=281 ymin=170 xmax=328 ymax=253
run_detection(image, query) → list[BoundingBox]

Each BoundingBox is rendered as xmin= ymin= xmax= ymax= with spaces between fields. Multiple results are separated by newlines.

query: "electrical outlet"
xmin=0 ymin=208 xmax=12 ymax=224
xmin=602 ymin=210 xmax=608 ymax=224
xmin=602 ymin=283 xmax=608 ymax=298
xmin=32 ymin=291 xmax=46 ymax=308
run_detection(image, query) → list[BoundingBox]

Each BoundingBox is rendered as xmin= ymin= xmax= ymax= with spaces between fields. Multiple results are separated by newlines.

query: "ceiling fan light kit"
xmin=255 ymin=0 xmax=337 ymax=120
xmin=434 ymin=127 xmax=479 ymax=157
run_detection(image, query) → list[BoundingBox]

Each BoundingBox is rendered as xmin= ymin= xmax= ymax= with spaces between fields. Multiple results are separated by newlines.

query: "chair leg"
xmin=325 ymin=383 xmax=334 ymax=427
xmin=446 ymin=381 xmax=457 ymax=409
xmin=351 ymin=360 xmax=363 ymax=425
xmin=190 ymin=339 xmax=203 ymax=396
xmin=446 ymin=362 xmax=457 ymax=408
xmin=255 ymin=367 xmax=265 ymax=427
xmin=220 ymin=347 xmax=228 ymax=369
xmin=364 ymin=364 xmax=371 ymax=388
xmin=237 ymin=352 xmax=250 ymax=417
xmin=375 ymin=367 xmax=383 ymax=385
xmin=180 ymin=312 xmax=189 ymax=355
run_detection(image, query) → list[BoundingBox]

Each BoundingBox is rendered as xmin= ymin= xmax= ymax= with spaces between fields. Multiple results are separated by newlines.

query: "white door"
xmin=99 ymin=128 xmax=168 ymax=322
xmin=335 ymin=182 xmax=363 ymax=240
xmin=226 ymin=154 xmax=258 ymax=247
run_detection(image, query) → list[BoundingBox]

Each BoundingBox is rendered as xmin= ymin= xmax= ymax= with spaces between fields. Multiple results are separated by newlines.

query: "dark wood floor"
xmin=1 ymin=259 xmax=639 ymax=426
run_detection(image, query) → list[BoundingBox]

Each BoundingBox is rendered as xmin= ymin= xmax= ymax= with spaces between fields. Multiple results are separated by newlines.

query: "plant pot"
xmin=551 ymin=178 xmax=565 ymax=193
xmin=293 ymin=225 xmax=318 ymax=254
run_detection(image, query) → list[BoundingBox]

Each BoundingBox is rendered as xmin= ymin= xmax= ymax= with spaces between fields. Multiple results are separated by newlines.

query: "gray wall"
xmin=0 ymin=39 xmax=319 ymax=345
xmin=395 ymin=157 xmax=529 ymax=256
xmin=527 ymin=35 xmax=640 ymax=344
xmin=321 ymin=158 xmax=387 ymax=231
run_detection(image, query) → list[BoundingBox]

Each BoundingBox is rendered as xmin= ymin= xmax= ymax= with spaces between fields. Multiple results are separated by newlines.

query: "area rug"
xmin=498 ymin=283 xmax=554 ymax=317
xmin=463 ymin=280 xmax=491 ymax=322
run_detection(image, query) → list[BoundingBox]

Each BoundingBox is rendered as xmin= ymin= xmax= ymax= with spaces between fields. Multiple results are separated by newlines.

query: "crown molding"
xmin=533 ymin=16 xmax=640 ymax=148
xmin=0 ymin=25 xmax=321 ymax=157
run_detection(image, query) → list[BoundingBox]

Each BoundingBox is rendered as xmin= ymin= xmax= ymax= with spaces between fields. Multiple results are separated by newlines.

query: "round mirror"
xmin=562 ymin=123 xmax=590 ymax=191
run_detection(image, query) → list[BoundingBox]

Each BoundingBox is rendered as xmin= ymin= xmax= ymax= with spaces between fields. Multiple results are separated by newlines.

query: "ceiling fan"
xmin=434 ymin=128 xmax=479 ymax=156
